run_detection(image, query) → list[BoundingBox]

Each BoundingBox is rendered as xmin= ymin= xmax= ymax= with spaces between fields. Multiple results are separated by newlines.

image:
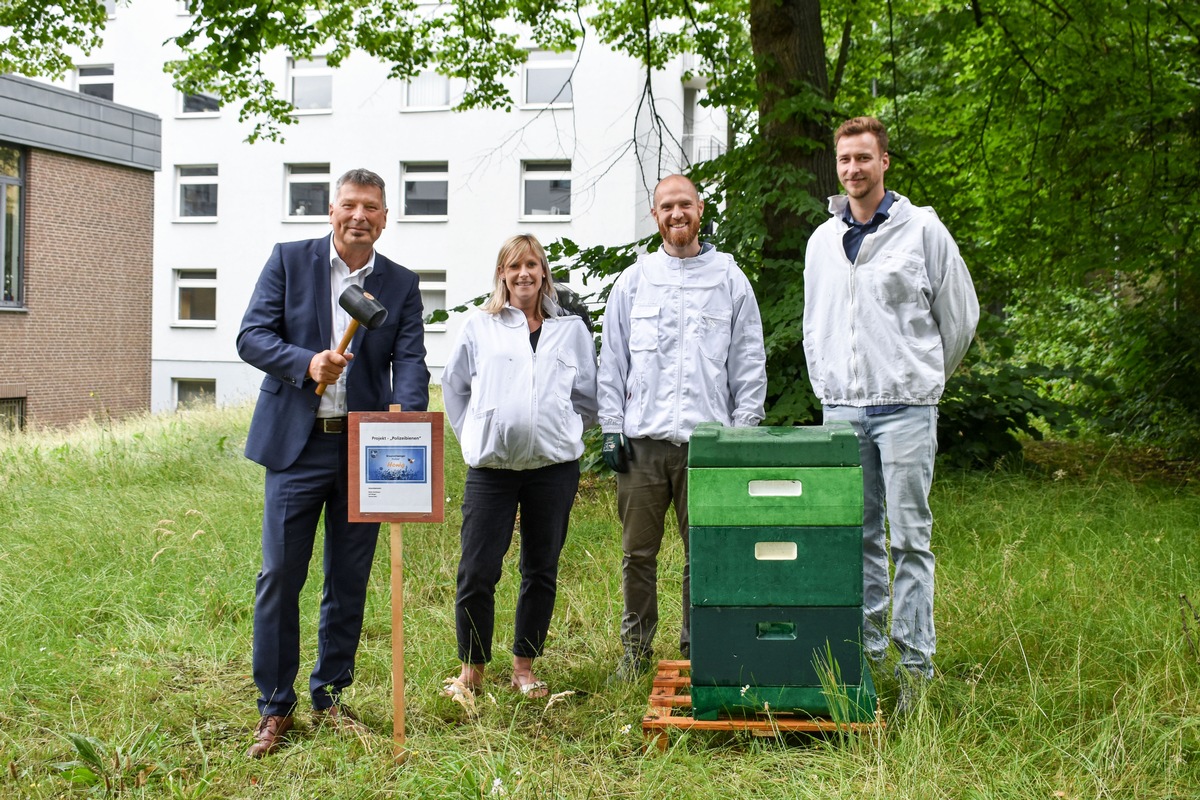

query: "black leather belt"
xmin=315 ymin=417 xmax=347 ymax=434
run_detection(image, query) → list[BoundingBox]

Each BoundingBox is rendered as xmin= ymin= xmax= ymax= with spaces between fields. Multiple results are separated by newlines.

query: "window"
xmin=175 ymin=379 xmax=216 ymax=408
xmin=521 ymin=161 xmax=571 ymax=219
xmin=285 ymin=164 xmax=330 ymax=218
xmin=523 ymin=50 xmax=573 ymax=106
xmin=400 ymin=163 xmax=448 ymax=218
xmin=404 ymin=71 xmax=450 ymax=110
xmin=415 ymin=270 xmax=447 ymax=328
xmin=180 ymin=91 xmax=220 ymax=115
xmin=174 ymin=270 xmax=216 ymax=325
xmin=0 ymin=396 xmax=24 ymax=431
xmin=103 ymin=0 xmax=116 ymax=17
xmin=1 ymin=145 xmax=22 ymax=308
xmin=289 ymin=56 xmax=332 ymax=111
xmin=177 ymin=165 xmax=218 ymax=219
xmin=77 ymin=65 xmax=114 ymax=101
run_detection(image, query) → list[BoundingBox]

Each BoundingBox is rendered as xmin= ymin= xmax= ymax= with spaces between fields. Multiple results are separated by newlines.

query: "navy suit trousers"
xmin=253 ymin=426 xmax=380 ymax=716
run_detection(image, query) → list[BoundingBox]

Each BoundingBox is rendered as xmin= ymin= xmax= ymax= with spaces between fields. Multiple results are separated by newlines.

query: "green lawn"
xmin=1 ymin=398 xmax=1198 ymax=798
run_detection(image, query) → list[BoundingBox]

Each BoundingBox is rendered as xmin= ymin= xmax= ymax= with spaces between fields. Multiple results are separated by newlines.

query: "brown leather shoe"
xmin=312 ymin=704 xmax=370 ymax=734
xmin=247 ymin=714 xmax=293 ymax=759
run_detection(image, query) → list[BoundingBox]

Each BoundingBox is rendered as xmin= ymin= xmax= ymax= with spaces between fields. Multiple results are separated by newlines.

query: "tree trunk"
xmin=751 ymin=0 xmax=836 ymax=219
xmin=748 ymin=0 xmax=836 ymax=423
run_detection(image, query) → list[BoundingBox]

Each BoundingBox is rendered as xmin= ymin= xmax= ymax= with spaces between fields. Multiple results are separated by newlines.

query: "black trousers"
xmin=455 ymin=460 xmax=580 ymax=663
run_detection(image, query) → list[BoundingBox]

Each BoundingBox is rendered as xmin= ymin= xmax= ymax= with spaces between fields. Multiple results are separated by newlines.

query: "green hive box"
xmin=687 ymin=467 xmax=863 ymax=527
xmin=690 ymin=606 xmax=863 ymax=685
xmin=687 ymin=422 xmax=877 ymax=722
xmin=691 ymin=671 xmax=878 ymax=722
xmin=688 ymin=422 xmax=862 ymax=468
xmin=689 ymin=526 xmax=863 ymax=607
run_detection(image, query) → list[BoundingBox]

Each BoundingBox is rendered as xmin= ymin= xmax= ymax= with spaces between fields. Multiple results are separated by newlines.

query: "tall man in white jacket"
xmin=598 ymin=174 xmax=768 ymax=681
xmin=803 ymin=117 xmax=979 ymax=706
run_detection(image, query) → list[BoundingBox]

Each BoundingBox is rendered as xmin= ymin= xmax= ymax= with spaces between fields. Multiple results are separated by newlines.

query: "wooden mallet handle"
xmin=314 ymin=318 xmax=360 ymax=397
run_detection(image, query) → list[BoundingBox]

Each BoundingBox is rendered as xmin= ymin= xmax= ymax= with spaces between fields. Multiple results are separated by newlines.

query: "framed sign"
xmin=348 ymin=411 xmax=445 ymax=523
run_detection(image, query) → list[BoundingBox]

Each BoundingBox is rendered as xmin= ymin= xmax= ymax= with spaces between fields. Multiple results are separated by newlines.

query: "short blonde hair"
xmin=482 ymin=234 xmax=557 ymax=318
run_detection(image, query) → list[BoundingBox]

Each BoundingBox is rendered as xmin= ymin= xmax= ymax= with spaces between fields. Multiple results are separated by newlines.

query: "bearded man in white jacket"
xmin=598 ymin=174 xmax=768 ymax=681
xmin=803 ymin=116 xmax=979 ymax=710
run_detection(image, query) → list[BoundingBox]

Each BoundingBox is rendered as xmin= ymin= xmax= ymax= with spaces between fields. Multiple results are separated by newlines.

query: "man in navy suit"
xmin=238 ymin=168 xmax=429 ymax=758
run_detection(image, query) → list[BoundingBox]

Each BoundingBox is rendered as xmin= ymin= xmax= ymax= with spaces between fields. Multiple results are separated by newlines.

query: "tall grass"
xmin=1 ymin=400 xmax=1198 ymax=798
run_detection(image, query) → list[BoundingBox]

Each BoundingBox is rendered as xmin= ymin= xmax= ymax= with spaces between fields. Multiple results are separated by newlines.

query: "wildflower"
xmin=1053 ymin=469 xmax=1066 ymax=481
xmin=490 ymin=777 xmax=506 ymax=796
xmin=620 ymin=724 xmax=632 ymax=735
xmin=739 ymin=685 xmax=750 ymax=697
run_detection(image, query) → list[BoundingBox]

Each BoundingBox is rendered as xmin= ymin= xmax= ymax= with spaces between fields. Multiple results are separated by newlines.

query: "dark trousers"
xmin=615 ymin=438 xmax=690 ymax=656
xmin=455 ymin=460 xmax=580 ymax=664
xmin=253 ymin=427 xmax=380 ymax=716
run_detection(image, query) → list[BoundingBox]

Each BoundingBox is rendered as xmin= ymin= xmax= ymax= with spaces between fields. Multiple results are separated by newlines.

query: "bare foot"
xmin=511 ymin=656 xmax=548 ymax=699
xmin=453 ymin=663 xmax=483 ymax=692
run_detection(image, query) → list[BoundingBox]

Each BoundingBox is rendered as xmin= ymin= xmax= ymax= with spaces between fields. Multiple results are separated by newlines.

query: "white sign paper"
xmin=358 ymin=421 xmax=433 ymax=514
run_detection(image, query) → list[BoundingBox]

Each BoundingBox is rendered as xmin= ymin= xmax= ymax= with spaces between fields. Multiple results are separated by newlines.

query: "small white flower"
xmin=620 ymin=724 xmax=632 ymax=735
xmin=490 ymin=777 xmax=506 ymax=796
xmin=739 ymin=685 xmax=750 ymax=697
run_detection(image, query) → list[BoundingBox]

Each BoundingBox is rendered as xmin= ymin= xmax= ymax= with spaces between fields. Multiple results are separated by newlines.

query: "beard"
xmin=659 ymin=216 xmax=702 ymax=250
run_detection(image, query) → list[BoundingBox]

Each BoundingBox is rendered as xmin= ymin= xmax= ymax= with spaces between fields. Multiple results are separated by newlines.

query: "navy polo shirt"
xmin=842 ymin=191 xmax=895 ymax=263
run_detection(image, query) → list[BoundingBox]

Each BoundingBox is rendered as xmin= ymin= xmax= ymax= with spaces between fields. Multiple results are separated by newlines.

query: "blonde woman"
xmin=441 ymin=234 xmax=598 ymax=699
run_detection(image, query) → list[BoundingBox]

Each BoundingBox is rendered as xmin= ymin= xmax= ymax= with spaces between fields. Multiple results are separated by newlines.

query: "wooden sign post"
xmin=348 ymin=409 xmax=444 ymax=760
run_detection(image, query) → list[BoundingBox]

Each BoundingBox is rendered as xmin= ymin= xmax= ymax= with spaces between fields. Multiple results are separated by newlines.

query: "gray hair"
xmin=335 ymin=168 xmax=387 ymax=208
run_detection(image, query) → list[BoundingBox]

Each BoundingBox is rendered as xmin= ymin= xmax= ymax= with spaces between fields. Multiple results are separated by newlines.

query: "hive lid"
xmin=688 ymin=422 xmax=861 ymax=467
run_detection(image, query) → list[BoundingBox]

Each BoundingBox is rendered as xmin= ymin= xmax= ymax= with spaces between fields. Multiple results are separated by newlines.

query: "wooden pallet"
xmin=641 ymin=659 xmax=886 ymax=752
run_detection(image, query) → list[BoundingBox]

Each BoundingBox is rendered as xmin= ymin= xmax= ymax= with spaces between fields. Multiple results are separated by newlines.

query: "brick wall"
xmin=0 ymin=148 xmax=154 ymax=428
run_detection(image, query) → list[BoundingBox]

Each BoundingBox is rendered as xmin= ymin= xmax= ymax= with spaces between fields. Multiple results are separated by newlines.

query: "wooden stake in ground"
xmin=346 ymin=407 xmax=445 ymax=764
xmin=390 ymin=520 xmax=406 ymax=756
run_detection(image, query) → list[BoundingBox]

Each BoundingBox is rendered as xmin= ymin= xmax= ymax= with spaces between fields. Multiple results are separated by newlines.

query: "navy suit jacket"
xmin=238 ymin=236 xmax=430 ymax=471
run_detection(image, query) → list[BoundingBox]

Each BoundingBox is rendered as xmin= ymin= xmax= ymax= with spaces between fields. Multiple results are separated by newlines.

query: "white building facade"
xmin=42 ymin=2 xmax=725 ymax=410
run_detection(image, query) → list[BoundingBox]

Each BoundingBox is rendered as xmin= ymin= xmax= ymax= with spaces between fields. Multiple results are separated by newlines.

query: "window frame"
xmin=0 ymin=144 xmax=25 ymax=310
xmin=402 ymin=71 xmax=451 ymax=112
xmin=288 ymin=56 xmax=333 ymax=114
xmin=520 ymin=161 xmax=572 ymax=221
xmin=284 ymin=163 xmax=331 ymax=221
xmin=77 ymin=64 xmax=115 ymax=102
xmin=521 ymin=50 xmax=574 ymax=108
xmin=0 ymin=395 xmax=25 ymax=432
xmin=173 ymin=269 xmax=217 ymax=327
xmin=174 ymin=378 xmax=217 ymax=409
xmin=399 ymin=162 xmax=449 ymax=221
xmin=178 ymin=90 xmax=221 ymax=117
xmin=414 ymin=269 xmax=448 ymax=331
xmin=175 ymin=164 xmax=219 ymax=222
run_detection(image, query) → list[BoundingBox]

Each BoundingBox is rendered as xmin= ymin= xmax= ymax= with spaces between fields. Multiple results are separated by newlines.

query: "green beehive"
xmin=687 ymin=422 xmax=877 ymax=722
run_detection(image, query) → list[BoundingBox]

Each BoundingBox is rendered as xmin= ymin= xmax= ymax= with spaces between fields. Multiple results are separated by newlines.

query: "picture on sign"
xmin=366 ymin=446 xmax=428 ymax=484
